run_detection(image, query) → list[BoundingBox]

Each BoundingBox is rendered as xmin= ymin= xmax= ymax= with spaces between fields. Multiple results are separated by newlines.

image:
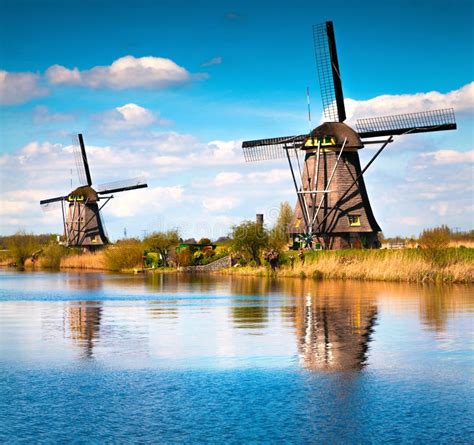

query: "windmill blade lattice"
xmin=357 ymin=108 xmax=457 ymax=138
xmin=96 ymin=177 xmax=148 ymax=194
xmin=313 ymin=21 xmax=346 ymax=123
xmin=242 ymin=134 xmax=307 ymax=162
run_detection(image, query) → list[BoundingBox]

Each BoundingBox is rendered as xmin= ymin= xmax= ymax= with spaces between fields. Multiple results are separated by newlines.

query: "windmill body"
xmin=289 ymin=122 xmax=380 ymax=249
xmin=65 ymin=186 xmax=109 ymax=247
xmin=242 ymin=21 xmax=456 ymax=249
xmin=40 ymin=134 xmax=148 ymax=249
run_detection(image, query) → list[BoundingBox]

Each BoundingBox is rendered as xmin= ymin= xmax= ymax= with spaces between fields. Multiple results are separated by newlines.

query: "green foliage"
xmin=193 ymin=251 xmax=204 ymax=262
xmin=144 ymin=252 xmax=160 ymax=268
xmin=104 ymin=239 xmax=144 ymax=271
xmin=269 ymin=202 xmax=293 ymax=249
xmin=418 ymin=225 xmax=451 ymax=250
xmin=5 ymin=231 xmax=40 ymax=269
xmin=198 ymin=237 xmax=211 ymax=245
xmin=230 ymin=221 xmax=268 ymax=265
xmin=41 ymin=243 xmax=67 ymax=270
xmin=418 ymin=225 xmax=452 ymax=266
xmin=144 ymin=230 xmax=180 ymax=266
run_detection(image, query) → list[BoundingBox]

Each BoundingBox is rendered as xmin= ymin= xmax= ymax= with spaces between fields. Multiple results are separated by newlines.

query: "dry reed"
xmin=60 ymin=251 xmax=106 ymax=270
xmin=223 ymin=249 xmax=474 ymax=284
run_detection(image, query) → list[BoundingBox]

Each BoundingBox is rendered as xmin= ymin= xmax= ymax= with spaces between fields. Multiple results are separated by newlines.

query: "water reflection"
xmin=418 ymin=285 xmax=473 ymax=332
xmin=293 ymin=292 xmax=377 ymax=371
xmin=67 ymin=301 xmax=102 ymax=358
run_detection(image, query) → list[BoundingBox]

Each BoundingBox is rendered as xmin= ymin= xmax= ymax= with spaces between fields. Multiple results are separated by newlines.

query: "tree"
xmin=418 ymin=225 xmax=451 ymax=250
xmin=198 ymin=237 xmax=212 ymax=245
xmin=269 ymin=201 xmax=293 ymax=249
xmin=144 ymin=230 xmax=180 ymax=266
xmin=230 ymin=221 xmax=268 ymax=265
xmin=5 ymin=231 xmax=40 ymax=269
xmin=418 ymin=225 xmax=451 ymax=266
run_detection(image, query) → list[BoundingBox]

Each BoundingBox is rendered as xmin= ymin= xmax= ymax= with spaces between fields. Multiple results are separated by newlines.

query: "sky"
xmin=0 ymin=0 xmax=473 ymax=240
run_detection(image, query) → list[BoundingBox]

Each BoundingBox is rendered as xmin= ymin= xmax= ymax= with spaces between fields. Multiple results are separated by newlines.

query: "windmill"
xmin=40 ymin=134 xmax=148 ymax=249
xmin=242 ymin=21 xmax=457 ymax=249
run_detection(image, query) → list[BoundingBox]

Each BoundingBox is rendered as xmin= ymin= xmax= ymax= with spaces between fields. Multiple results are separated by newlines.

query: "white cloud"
xmin=247 ymin=169 xmax=290 ymax=184
xmin=214 ymin=171 xmax=242 ymax=186
xmin=0 ymin=70 xmax=48 ymax=105
xmin=97 ymin=103 xmax=157 ymax=132
xmin=32 ymin=105 xmax=74 ymax=124
xmin=418 ymin=149 xmax=474 ymax=165
xmin=344 ymin=82 xmax=474 ymax=123
xmin=45 ymin=55 xmax=199 ymax=90
xmin=201 ymin=56 xmax=222 ymax=67
xmin=202 ymin=197 xmax=239 ymax=212
xmin=108 ymin=186 xmax=184 ymax=217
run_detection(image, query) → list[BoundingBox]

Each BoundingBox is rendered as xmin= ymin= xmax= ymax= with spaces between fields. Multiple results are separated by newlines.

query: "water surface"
xmin=0 ymin=270 xmax=473 ymax=443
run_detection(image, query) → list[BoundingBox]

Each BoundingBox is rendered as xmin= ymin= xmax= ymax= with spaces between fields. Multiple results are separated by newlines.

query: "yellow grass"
xmin=60 ymin=251 xmax=106 ymax=270
xmin=223 ymin=250 xmax=474 ymax=284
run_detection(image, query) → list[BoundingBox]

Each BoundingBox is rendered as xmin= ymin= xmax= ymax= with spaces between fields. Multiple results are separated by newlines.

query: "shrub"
xmin=177 ymin=248 xmax=192 ymax=267
xmin=230 ymin=221 xmax=268 ymax=265
xmin=419 ymin=226 xmax=451 ymax=266
xmin=144 ymin=230 xmax=180 ymax=266
xmin=41 ymin=243 xmax=67 ymax=270
xmin=5 ymin=231 xmax=40 ymax=269
xmin=198 ymin=237 xmax=212 ymax=245
xmin=104 ymin=239 xmax=144 ymax=271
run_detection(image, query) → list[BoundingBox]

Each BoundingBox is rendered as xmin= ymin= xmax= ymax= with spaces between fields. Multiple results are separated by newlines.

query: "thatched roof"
xmin=68 ymin=186 xmax=98 ymax=202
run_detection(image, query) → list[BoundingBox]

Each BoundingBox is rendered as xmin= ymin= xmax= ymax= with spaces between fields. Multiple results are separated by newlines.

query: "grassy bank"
xmin=2 ymin=244 xmax=472 ymax=284
xmin=223 ymin=249 xmax=474 ymax=284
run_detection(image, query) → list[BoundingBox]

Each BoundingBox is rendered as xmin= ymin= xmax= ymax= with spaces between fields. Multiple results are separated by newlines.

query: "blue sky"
xmin=0 ymin=0 xmax=473 ymax=239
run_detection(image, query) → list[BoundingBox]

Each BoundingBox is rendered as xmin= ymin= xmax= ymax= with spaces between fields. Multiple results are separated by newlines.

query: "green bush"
xmin=5 ymin=231 xmax=40 ymax=269
xmin=104 ymin=239 xmax=144 ymax=271
xmin=41 ymin=243 xmax=67 ymax=270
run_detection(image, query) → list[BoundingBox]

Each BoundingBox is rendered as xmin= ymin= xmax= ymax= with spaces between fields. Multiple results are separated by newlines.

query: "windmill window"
xmin=348 ymin=215 xmax=361 ymax=227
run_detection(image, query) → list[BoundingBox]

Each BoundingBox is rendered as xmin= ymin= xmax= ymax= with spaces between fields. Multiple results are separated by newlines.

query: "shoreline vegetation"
xmin=1 ymin=243 xmax=473 ymax=284
xmin=1 ymin=204 xmax=473 ymax=284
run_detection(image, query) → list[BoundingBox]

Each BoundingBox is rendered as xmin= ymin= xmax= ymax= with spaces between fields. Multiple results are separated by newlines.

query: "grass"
xmin=60 ymin=251 xmax=106 ymax=270
xmin=224 ymin=248 xmax=474 ymax=284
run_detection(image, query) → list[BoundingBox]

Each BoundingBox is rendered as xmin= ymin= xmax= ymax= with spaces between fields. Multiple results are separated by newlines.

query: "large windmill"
xmin=40 ymin=134 xmax=148 ymax=249
xmin=242 ymin=22 xmax=457 ymax=249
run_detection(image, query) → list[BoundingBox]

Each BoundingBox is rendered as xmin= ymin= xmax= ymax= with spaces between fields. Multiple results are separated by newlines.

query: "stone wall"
xmin=178 ymin=255 xmax=231 ymax=273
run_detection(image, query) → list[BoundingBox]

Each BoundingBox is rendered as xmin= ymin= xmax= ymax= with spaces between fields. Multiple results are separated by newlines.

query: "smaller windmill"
xmin=40 ymin=134 xmax=148 ymax=249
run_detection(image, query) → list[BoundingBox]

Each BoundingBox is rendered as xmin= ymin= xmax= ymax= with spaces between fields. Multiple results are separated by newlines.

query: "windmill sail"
xmin=72 ymin=134 xmax=93 ymax=186
xmin=96 ymin=177 xmax=148 ymax=195
xmin=313 ymin=21 xmax=346 ymax=122
xmin=242 ymin=134 xmax=307 ymax=162
xmin=357 ymin=108 xmax=457 ymax=138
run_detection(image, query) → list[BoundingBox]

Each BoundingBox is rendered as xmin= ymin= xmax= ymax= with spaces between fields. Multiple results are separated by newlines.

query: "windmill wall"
xmin=66 ymin=202 xmax=109 ymax=248
xmin=289 ymin=149 xmax=380 ymax=249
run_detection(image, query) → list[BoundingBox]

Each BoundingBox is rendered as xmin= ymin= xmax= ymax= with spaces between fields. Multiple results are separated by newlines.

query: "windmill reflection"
xmin=67 ymin=301 xmax=102 ymax=358
xmin=295 ymin=292 xmax=377 ymax=371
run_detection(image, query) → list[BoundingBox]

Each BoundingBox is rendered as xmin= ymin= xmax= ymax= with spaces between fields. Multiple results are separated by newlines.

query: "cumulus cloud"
xmin=108 ymin=185 xmax=184 ymax=217
xmin=417 ymin=149 xmax=474 ymax=166
xmin=96 ymin=103 xmax=158 ymax=132
xmin=45 ymin=55 xmax=201 ymax=90
xmin=344 ymin=82 xmax=474 ymax=123
xmin=201 ymin=56 xmax=222 ymax=67
xmin=0 ymin=70 xmax=48 ymax=105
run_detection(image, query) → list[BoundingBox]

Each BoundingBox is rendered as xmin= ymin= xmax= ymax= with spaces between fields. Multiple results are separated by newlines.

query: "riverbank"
xmin=5 ymin=247 xmax=472 ymax=284
xmin=223 ymin=249 xmax=474 ymax=284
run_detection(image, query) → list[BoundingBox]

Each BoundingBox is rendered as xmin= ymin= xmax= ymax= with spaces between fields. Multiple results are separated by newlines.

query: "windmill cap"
xmin=310 ymin=122 xmax=363 ymax=149
xmin=68 ymin=186 xmax=98 ymax=202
